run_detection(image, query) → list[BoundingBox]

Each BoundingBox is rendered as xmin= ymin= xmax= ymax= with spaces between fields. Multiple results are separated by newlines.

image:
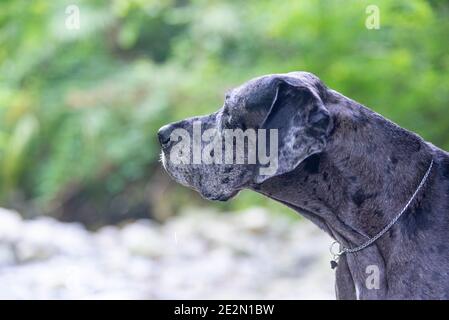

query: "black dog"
xmin=159 ymin=72 xmax=449 ymax=299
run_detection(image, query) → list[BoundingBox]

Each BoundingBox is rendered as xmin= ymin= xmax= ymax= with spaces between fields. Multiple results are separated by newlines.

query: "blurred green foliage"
xmin=1 ymin=0 xmax=449 ymax=224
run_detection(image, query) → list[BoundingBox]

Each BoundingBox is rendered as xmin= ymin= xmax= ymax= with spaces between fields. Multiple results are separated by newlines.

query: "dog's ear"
xmin=255 ymin=78 xmax=332 ymax=183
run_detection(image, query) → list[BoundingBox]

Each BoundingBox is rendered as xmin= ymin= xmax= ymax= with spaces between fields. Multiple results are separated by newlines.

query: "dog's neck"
xmin=252 ymin=91 xmax=435 ymax=298
xmin=320 ymin=91 xmax=434 ymax=242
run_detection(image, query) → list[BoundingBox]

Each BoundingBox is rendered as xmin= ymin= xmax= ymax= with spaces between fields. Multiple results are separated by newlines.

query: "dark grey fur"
xmin=158 ymin=72 xmax=449 ymax=299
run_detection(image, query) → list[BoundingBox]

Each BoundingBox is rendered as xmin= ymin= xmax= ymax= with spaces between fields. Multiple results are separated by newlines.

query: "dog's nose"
xmin=158 ymin=124 xmax=172 ymax=147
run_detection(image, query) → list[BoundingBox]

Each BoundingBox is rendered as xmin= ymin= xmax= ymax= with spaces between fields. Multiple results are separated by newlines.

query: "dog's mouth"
xmin=160 ymin=150 xmax=240 ymax=202
xmin=159 ymin=151 xmax=189 ymax=186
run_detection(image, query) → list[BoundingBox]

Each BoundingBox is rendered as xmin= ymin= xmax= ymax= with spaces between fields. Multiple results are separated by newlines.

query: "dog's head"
xmin=158 ymin=72 xmax=333 ymax=201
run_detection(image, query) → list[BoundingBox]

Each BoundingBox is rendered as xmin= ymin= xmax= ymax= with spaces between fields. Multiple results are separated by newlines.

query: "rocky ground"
xmin=0 ymin=207 xmax=334 ymax=299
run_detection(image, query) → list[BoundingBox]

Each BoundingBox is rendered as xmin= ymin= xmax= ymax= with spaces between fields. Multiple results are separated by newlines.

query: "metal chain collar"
xmin=330 ymin=158 xmax=434 ymax=261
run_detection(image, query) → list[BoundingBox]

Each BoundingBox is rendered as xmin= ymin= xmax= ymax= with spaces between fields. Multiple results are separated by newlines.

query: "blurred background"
xmin=0 ymin=0 xmax=448 ymax=299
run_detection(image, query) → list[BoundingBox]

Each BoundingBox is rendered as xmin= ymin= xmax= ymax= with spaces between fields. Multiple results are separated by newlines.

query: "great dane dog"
xmin=158 ymin=72 xmax=449 ymax=299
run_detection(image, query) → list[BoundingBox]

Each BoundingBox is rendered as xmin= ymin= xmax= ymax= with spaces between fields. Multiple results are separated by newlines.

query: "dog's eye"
xmin=225 ymin=89 xmax=233 ymax=101
xmin=223 ymin=114 xmax=247 ymax=131
xmin=221 ymin=114 xmax=233 ymax=128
